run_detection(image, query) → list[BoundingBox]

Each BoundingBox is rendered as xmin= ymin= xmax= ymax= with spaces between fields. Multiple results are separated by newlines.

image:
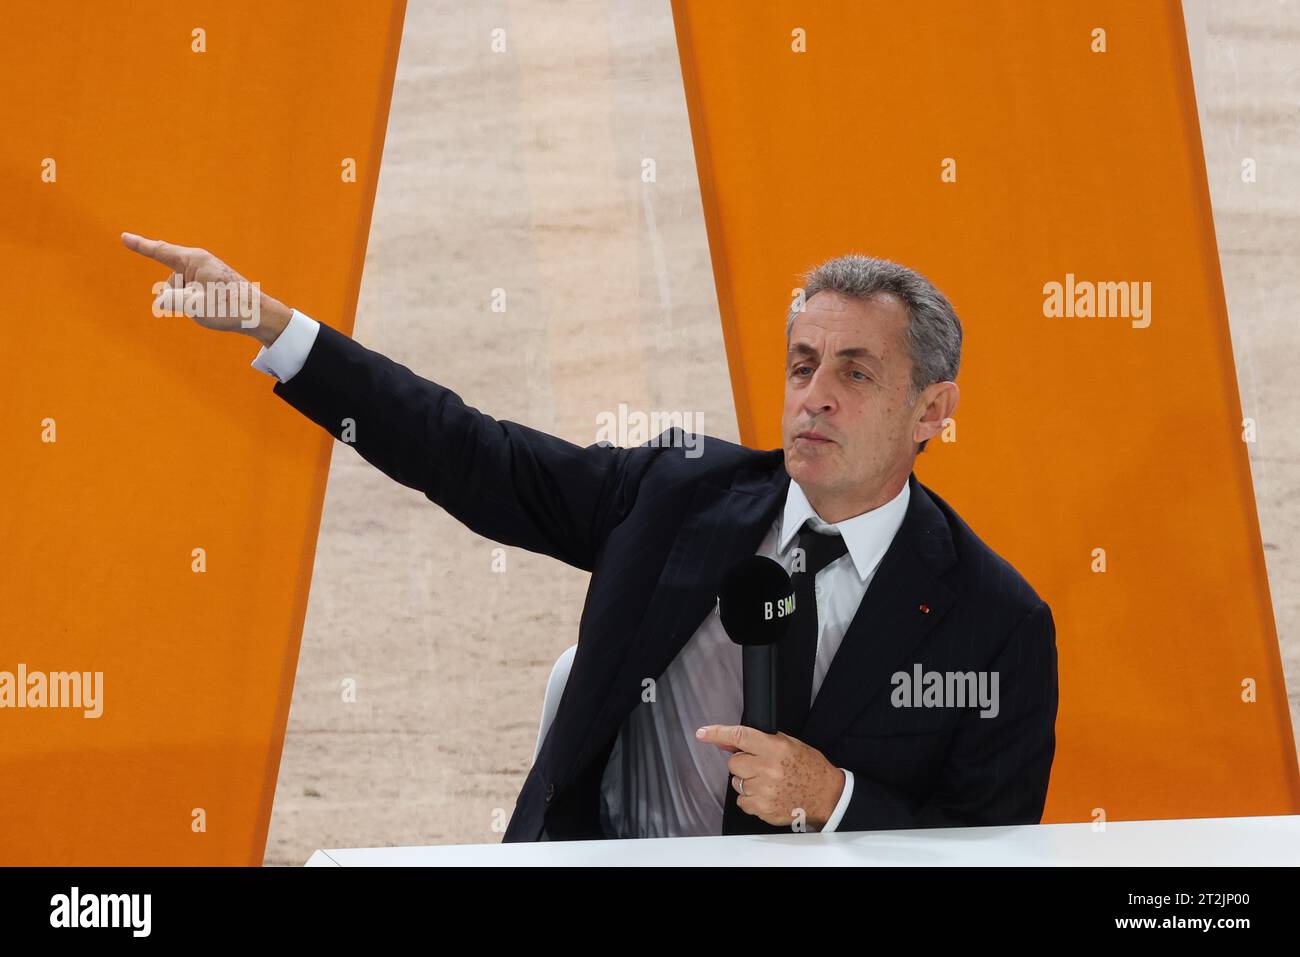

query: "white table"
xmin=305 ymin=814 xmax=1300 ymax=866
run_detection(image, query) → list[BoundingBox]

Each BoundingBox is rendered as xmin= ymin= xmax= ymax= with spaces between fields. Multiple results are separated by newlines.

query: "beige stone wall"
xmin=1183 ymin=0 xmax=1300 ymax=760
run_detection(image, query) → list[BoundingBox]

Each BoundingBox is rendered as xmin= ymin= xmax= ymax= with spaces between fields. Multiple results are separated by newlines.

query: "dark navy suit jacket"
xmin=272 ymin=321 xmax=1059 ymax=841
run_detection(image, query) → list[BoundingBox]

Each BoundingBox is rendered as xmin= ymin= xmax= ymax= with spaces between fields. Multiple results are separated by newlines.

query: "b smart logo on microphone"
xmin=764 ymin=592 xmax=796 ymax=620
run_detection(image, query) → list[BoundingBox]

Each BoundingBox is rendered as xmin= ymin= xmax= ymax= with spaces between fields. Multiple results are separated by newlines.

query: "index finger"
xmin=695 ymin=724 xmax=769 ymax=755
xmin=121 ymin=232 xmax=189 ymax=271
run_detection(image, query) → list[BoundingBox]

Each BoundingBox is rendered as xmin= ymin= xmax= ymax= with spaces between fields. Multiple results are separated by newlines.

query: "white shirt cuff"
xmin=820 ymin=769 xmax=853 ymax=832
xmin=250 ymin=308 xmax=321 ymax=383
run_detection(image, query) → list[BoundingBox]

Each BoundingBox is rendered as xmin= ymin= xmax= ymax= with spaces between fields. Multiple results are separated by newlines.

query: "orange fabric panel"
xmin=0 ymin=1 xmax=405 ymax=864
xmin=672 ymin=0 xmax=1299 ymax=822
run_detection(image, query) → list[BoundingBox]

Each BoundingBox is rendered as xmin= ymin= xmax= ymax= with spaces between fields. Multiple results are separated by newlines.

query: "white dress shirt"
xmin=250 ymin=308 xmax=321 ymax=382
xmin=251 ymin=311 xmax=911 ymax=838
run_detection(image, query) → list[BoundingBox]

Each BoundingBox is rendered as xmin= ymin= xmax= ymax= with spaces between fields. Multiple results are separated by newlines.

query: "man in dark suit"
xmin=122 ymin=232 xmax=1058 ymax=842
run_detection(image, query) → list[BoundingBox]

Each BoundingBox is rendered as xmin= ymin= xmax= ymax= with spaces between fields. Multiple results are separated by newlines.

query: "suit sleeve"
xmin=270 ymin=320 xmax=643 ymax=571
xmin=837 ymin=600 xmax=1059 ymax=831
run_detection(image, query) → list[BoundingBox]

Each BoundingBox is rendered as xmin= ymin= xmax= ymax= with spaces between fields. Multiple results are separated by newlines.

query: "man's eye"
xmin=850 ymin=370 xmax=869 ymax=382
xmin=792 ymin=365 xmax=812 ymax=376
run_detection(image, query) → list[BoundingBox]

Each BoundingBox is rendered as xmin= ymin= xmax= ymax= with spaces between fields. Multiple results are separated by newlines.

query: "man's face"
xmin=782 ymin=290 xmax=919 ymax=513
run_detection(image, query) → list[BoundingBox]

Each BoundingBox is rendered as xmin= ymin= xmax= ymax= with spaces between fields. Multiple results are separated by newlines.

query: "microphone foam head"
xmin=717 ymin=555 xmax=797 ymax=647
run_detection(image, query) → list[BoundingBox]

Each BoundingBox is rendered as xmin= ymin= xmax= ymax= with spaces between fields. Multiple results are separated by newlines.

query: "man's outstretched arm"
xmin=270 ymin=317 xmax=640 ymax=570
xmin=121 ymin=233 xmax=642 ymax=571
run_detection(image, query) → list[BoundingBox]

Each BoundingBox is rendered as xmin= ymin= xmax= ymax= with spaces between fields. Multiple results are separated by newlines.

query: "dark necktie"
xmin=722 ymin=522 xmax=849 ymax=835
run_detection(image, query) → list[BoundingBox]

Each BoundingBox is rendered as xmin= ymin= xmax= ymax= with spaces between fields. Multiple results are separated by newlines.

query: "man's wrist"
xmin=246 ymin=295 xmax=292 ymax=348
xmin=808 ymin=767 xmax=847 ymax=830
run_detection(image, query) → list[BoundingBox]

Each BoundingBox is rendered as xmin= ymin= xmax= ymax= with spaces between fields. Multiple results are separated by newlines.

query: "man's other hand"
xmin=696 ymin=724 xmax=846 ymax=831
xmin=120 ymin=232 xmax=291 ymax=347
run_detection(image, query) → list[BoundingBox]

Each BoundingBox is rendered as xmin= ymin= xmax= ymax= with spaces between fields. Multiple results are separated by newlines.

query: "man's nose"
xmin=803 ymin=367 xmax=837 ymax=416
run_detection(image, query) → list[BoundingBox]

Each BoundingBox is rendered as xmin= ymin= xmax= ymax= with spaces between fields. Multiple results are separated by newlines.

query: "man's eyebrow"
xmin=787 ymin=342 xmax=883 ymax=368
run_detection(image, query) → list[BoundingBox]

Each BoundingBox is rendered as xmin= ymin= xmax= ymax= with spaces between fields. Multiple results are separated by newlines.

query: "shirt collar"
xmin=778 ymin=476 xmax=911 ymax=581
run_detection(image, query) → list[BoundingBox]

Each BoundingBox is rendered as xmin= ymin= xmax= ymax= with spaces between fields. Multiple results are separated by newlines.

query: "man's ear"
xmin=913 ymin=381 xmax=959 ymax=445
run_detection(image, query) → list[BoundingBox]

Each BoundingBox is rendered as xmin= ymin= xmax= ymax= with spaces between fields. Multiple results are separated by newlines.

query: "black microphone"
xmin=717 ymin=556 xmax=798 ymax=733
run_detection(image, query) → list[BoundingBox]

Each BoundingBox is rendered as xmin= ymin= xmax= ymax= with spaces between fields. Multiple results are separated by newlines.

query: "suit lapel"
xmin=576 ymin=457 xmax=789 ymax=768
xmin=800 ymin=473 xmax=959 ymax=750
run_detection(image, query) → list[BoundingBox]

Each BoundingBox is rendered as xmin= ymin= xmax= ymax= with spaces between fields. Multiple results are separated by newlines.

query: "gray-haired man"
xmin=122 ymin=233 xmax=1058 ymax=840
